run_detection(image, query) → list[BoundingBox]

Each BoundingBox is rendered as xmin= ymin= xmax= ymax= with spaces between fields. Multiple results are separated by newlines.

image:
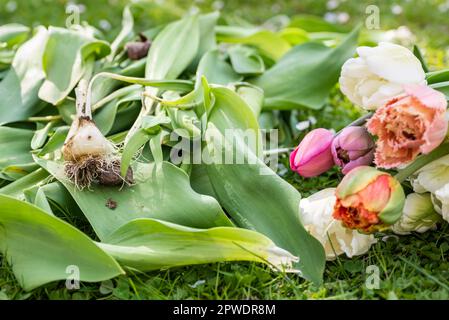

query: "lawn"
xmin=1 ymin=0 xmax=449 ymax=300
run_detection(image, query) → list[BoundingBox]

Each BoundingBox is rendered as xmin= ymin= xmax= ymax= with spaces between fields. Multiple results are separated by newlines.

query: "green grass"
xmin=1 ymin=0 xmax=449 ymax=300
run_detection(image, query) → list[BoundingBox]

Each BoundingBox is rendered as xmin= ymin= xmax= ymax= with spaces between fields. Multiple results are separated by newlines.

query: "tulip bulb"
xmin=62 ymin=117 xmax=115 ymax=162
xmin=62 ymin=80 xmax=133 ymax=189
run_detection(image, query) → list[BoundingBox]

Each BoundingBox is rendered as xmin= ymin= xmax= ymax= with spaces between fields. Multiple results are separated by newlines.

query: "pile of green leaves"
xmin=0 ymin=7 xmax=359 ymax=291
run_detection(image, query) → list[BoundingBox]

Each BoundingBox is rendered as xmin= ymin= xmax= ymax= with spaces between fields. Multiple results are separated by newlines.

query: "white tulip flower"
xmin=299 ymin=188 xmax=377 ymax=260
xmin=411 ymin=155 xmax=449 ymax=194
xmin=434 ymin=185 xmax=449 ymax=222
xmin=410 ymin=155 xmax=449 ymax=223
xmin=339 ymin=42 xmax=426 ymax=110
xmin=392 ymin=193 xmax=441 ymax=235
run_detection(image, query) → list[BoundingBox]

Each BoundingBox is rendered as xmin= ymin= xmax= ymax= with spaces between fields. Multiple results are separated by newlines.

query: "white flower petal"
xmin=364 ymin=42 xmax=426 ymax=84
xmin=415 ymin=155 xmax=449 ymax=193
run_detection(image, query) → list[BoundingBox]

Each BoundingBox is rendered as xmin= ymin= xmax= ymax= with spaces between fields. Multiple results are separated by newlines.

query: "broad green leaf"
xmin=145 ymin=15 xmax=200 ymax=80
xmin=0 ymin=168 xmax=49 ymax=199
xmin=289 ymin=15 xmax=348 ymax=33
xmin=216 ymin=26 xmax=291 ymax=61
xmin=98 ymin=218 xmax=298 ymax=272
xmin=0 ymin=24 xmax=30 ymax=48
xmin=229 ymin=46 xmax=265 ymax=75
xmin=252 ymin=26 xmax=359 ymax=110
xmin=189 ymin=12 xmax=220 ymax=70
xmin=279 ymin=27 xmax=309 ymax=46
xmin=0 ymin=127 xmax=34 ymax=180
xmin=190 ymin=164 xmax=217 ymax=198
xmin=39 ymin=26 xmax=110 ymax=105
xmin=0 ymin=27 xmax=48 ymax=124
xmin=93 ymin=99 xmax=120 ymax=135
xmin=108 ymin=101 xmax=141 ymax=135
xmin=0 ymin=194 xmax=124 ymax=291
xmin=35 ymin=157 xmax=233 ymax=240
xmin=0 ymin=49 xmax=14 ymax=69
xmin=204 ymin=87 xmax=325 ymax=284
xmin=196 ymin=50 xmax=242 ymax=86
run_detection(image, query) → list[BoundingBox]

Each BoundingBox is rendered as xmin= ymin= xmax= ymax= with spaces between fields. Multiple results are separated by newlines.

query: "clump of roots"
xmin=64 ymin=156 xmax=134 ymax=190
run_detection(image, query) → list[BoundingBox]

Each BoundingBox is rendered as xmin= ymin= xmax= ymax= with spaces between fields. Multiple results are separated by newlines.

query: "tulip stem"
xmin=27 ymin=115 xmax=62 ymax=122
xmin=394 ymin=143 xmax=449 ymax=183
xmin=263 ymin=147 xmax=294 ymax=155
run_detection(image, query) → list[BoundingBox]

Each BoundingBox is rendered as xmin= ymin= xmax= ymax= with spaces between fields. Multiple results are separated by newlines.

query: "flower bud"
xmin=392 ymin=193 xmax=441 ymax=235
xmin=290 ymin=128 xmax=334 ymax=178
xmin=331 ymin=126 xmax=374 ymax=174
xmin=333 ymin=166 xmax=405 ymax=233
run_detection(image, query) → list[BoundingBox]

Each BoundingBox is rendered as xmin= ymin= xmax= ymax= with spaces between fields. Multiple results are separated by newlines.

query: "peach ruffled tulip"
xmin=366 ymin=84 xmax=448 ymax=169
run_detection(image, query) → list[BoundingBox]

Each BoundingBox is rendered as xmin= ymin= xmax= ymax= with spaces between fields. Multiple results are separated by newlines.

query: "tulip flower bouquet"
xmin=291 ymin=41 xmax=449 ymax=259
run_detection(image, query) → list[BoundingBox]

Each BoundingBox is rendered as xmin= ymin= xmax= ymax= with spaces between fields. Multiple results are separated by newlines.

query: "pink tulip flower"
xmin=290 ymin=128 xmax=334 ymax=177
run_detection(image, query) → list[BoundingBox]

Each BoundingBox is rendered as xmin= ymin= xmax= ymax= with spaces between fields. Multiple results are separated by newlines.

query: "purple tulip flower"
xmin=331 ymin=126 xmax=374 ymax=174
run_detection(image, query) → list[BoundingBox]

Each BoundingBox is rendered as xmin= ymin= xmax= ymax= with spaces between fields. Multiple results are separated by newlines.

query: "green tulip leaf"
xmin=34 ymin=157 xmax=233 ymax=240
xmin=229 ymin=46 xmax=265 ymax=75
xmin=216 ymin=26 xmax=291 ymax=61
xmin=252 ymin=26 xmax=359 ymax=110
xmin=0 ymin=27 xmax=48 ymax=124
xmin=0 ymin=194 xmax=124 ymax=291
xmin=39 ymin=26 xmax=110 ymax=105
xmin=98 ymin=218 xmax=298 ymax=272
xmin=204 ymin=86 xmax=326 ymax=284
xmin=0 ymin=127 xmax=35 ymax=181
